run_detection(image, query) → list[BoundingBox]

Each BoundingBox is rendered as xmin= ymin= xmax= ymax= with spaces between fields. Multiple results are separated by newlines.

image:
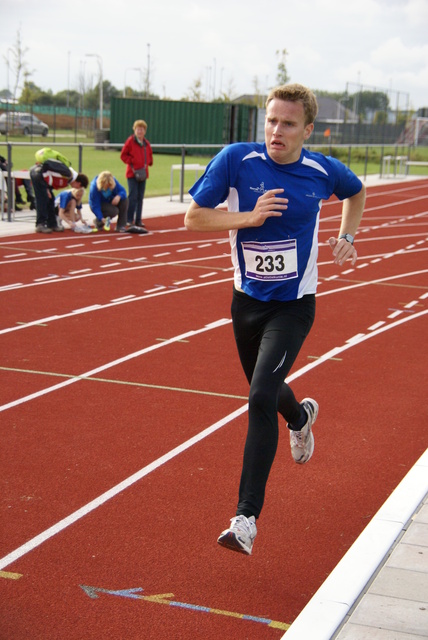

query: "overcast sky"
xmin=1 ymin=0 xmax=427 ymax=111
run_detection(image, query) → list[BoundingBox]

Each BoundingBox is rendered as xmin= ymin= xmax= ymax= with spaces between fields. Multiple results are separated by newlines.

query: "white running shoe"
xmin=74 ymin=224 xmax=92 ymax=234
xmin=289 ymin=398 xmax=319 ymax=464
xmin=217 ymin=515 xmax=257 ymax=555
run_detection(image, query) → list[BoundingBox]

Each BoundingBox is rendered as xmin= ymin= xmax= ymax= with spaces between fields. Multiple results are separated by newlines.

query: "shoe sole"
xmin=217 ymin=531 xmax=252 ymax=555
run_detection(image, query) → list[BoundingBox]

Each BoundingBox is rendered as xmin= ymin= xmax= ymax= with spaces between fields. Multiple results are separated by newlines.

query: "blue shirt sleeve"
xmin=89 ymin=178 xmax=103 ymax=220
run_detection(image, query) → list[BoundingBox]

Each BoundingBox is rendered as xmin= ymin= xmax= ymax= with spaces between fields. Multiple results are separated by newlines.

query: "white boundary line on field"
xmin=0 ymin=308 xmax=426 ymax=571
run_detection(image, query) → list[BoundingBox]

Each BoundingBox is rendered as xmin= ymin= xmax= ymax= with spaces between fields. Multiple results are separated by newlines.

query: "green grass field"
xmin=1 ymin=133 xmax=428 ymax=204
xmin=0 ymin=138 xmax=212 ymax=201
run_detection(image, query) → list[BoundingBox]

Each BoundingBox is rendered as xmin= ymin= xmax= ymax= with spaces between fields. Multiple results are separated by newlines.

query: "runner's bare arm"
xmin=329 ymin=184 xmax=366 ymax=266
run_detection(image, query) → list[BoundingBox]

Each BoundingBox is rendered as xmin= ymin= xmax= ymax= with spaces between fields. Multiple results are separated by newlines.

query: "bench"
xmin=381 ymin=155 xmax=408 ymax=178
xmin=405 ymin=161 xmax=428 ymax=175
xmin=170 ymin=164 xmax=206 ymax=202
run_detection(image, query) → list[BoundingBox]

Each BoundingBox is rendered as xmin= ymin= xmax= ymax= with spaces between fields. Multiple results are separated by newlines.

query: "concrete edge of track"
xmin=281 ymin=448 xmax=428 ymax=639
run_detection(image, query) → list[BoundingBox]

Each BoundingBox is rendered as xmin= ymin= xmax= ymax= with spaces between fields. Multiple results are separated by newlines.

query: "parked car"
xmin=0 ymin=112 xmax=49 ymax=136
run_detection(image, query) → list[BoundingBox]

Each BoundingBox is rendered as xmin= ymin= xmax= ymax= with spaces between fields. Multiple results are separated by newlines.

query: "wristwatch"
xmin=339 ymin=233 xmax=354 ymax=245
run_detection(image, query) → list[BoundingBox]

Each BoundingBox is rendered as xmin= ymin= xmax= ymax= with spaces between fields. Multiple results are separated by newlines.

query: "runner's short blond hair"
xmin=266 ymin=83 xmax=318 ymax=125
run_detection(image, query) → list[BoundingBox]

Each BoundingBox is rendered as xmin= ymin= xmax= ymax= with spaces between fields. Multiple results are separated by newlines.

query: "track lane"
xmin=1 ymin=181 xmax=427 ymax=639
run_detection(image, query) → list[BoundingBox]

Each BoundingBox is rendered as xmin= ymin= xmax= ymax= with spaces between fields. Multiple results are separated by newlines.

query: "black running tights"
xmin=231 ymin=288 xmax=316 ymax=519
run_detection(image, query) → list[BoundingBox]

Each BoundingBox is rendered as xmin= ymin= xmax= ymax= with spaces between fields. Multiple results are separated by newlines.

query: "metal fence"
xmin=0 ymin=140 xmax=420 ymax=222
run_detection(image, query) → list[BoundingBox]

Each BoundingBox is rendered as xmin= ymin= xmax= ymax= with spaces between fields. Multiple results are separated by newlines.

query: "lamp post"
xmin=6 ymin=48 xmax=14 ymax=100
xmin=123 ymin=67 xmax=141 ymax=98
xmin=67 ymin=51 xmax=71 ymax=108
xmin=85 ymin=53 xmax=103 ymax=129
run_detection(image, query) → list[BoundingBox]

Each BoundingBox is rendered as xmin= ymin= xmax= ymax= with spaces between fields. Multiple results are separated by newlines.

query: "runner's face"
xmin=265 ymin=99 xmax=314 ymax=164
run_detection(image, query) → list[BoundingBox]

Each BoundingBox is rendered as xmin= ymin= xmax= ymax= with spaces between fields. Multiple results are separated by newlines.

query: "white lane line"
xmin=0 ymin=283 xmax=23 ymax=291
xmin=0 ymin=310 xmax=426 ymax=570
xmin=1 ymin=268 xmax=427 ymax=337
xmin=111 ymin=295 xmax=136 ymax=302
xmin=72 ymin=305 xmax=102 ymax=314
xmin=0 ymin=254 xmax=230 ymax=290
xmin=144 ymin=286 xmax=166 ymax=293
xmin=368 ymin=321 xmax=385 ymax=331
xmin=0 ymin=405 xmax=247 ymax=572
xmin=0 ymin=319 xmax=231 ymax=414
xmin=0 ymin=277 xmax=232 ymax=335
xmin=34 ymin=275 xmax=59 ymax=282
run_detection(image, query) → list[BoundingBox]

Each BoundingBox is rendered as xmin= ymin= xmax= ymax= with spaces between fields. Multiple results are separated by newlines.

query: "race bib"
xmin=242 ymin=240 xmax=298 ymax=281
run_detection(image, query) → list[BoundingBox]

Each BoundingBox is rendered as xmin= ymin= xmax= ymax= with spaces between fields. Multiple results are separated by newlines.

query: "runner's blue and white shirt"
xmin=189 ymin=143 xmax=363 ymax=302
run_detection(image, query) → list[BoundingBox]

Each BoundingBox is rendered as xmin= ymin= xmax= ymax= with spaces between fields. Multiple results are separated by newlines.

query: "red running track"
xmin=0 ymin=179 xmax=427 ymax=639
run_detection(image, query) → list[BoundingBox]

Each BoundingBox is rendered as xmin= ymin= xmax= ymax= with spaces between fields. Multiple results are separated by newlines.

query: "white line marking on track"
xmin=0 ymin=311 xmax=426 ymax=570
xmin=72 ymin=305 xmax=102 ymax=314
xmin=111 ymin=295 xmax=136 ymax=302
xmin=0 ymin=404 xmax=246 ymax=571
xmin=144 ymin=286 xmax=166 ymax=293
xmin=368 ymin=321 xmax=385 ymax=331
xmin=1 ymin=269 xmax=427 ymax=336
xmin=0 ymin=319 xmax=232 ymax=415
xmin=0 ymin=283 xmax=23 ymax=290
xmin=34 ymin=275 xmax=59 ymax=282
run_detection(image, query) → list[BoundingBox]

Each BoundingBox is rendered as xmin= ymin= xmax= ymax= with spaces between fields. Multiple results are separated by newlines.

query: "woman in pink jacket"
xmin=120 ymin=119 xmax=153 ymax=231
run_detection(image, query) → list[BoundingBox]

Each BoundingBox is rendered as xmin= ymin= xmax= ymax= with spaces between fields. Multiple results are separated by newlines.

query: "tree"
xmin=275 ymin=48 xmax=289 ymax=86
xmin=19 ymin=78 xmax=42 ymax=105
xmin=84 ymin=80 xmax=120 ymax=110
xmin=354 ymin=91 xmax=389 ymax=120
xmin=183 ymin=76 xmax=204 ymax=102
xmin=6 ymin=28 xmax=31 ymax=101
xmin=53 ymin=90 xmax=81 ymax=108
